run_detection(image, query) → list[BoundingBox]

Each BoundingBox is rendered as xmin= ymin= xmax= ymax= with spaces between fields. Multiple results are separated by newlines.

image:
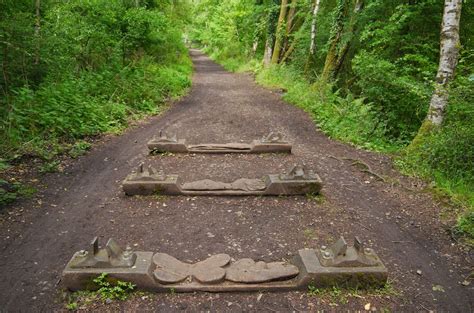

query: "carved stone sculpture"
xmin=153 ymin=253 xmax=231 ymax=284
xmin=181 ymin=178 xmax=267 ymax=192
xmin=122 ymin=164 xmax=322 ymax=196
xmin=62 ymin=236 xmax=388 ymax=292
xmin=147 ymin=131 xmax=292 ymax=154
xmin=69 ymin=237 xmax=136 ymax=269
xmin=225 ymin=259 xmax=299 ymax=283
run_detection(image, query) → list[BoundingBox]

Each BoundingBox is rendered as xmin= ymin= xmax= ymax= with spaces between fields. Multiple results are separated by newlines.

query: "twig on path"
xmin=344 ymin=158 xmax=386 ymax=182
xmin=328 ymin=155 xmax=386 ymax=182
xmin=328 ymin=155 xmax=344 ymax=163
xmin=391 ymin=240 xmax=414 ymax=244
xmin=356 ymin=221 xmax=372 ymax=231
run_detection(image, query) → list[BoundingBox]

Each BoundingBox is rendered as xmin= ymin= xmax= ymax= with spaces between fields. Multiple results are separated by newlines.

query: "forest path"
xmin=0 ymin=50 xmax=472 ymax=312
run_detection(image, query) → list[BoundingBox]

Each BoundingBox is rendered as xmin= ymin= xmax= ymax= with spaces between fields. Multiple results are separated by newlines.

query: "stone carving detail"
xmin=153 ymin=253 xmax=231 ymax=284
xmin=182 ymin=178 xmax=267 ymax=191
xmin=152 ymin=253 xmax=299 ymax=285
xmin=122 ymin=163 xmax=323 ymax=196
xmin=127 ymin=164 xmax=165 ymax=182
xmin=226 ymin=258 xmax=299 ymax=283
xmin=62 ymin=236 xmax=388 ymax=292
xmin=69 ymin=237 xmax=136 ymax=269
xmin=280 ymin=164 xmax=317 ymax=181
xmin=317 ymin=237 xmax=381 ymax=268
xmin=147 ymin=131 xmax=292 ymax=154
xmin=189 ymin=143 xmax=251 ymax=152
xmin=261 ymin=131 xmax=285 ymax=143
xmin=155 ymin=130 xmax=177 ymax=143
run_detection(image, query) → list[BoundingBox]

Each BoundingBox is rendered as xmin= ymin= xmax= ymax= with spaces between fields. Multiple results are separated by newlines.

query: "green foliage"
xmin=0 ymin=0 xmax=192 ymax=159
xmin=39 ymin=160 xmax=60 ymax=174
xmin=93 ymin=273 xmax=135 ymax=302
xmin=256 ymin=64 xmax=394 ymax=151
xmin=69 ymin=141 xmax=92 ymax=159
xmin=352 ymin=53 xmax=431 ymax=142
xmin=64 ymin=273 xmax=136 ymax=310
xmin=399 ymin=48 xmax=474 ymax=242
xmin=0 ymin=179 xmax=36 ymax=206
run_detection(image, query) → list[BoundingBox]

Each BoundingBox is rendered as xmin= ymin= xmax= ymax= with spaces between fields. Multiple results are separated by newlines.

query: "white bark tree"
xmin=425 ymin=0 xmax=463 ymax=127
xmin=263 ymin=37 xmax=273 ymax=66
xmin=309 ymin=0 xmax=321 ymax=55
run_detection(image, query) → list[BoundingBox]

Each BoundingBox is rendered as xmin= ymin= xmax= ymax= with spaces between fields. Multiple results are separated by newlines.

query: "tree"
xmin=271 ymin=0 xmax=288 ymax=64
xmin=320 ymin=0 xmax=350 ymax=81
xmin=412 ymin=0 xmax=463 ymax=141
xmin=309 ymin=0 xmax=321 ymax=55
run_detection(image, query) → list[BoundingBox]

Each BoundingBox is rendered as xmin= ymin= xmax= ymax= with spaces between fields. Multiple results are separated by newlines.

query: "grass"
xmin=307 ymin=280 xmax=400 ymax=306
xmin=0 ymin=179 xmax=37 ymax=206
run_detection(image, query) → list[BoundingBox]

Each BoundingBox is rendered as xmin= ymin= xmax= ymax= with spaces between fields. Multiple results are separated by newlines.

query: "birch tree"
xmin=420 ymin=0 xmax=463 ymax=129
xmin=309 ymin=0 xmax=321 ymax=55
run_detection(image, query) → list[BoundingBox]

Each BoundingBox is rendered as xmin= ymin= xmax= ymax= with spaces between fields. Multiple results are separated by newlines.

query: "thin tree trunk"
xmin=333 ymin=0 xmax=363 ymax=77
xmin=34 ymin=0 xmax=41 ymax=65
xmin=411 ymin=0 xmax=462 ymax=145
xmin=280 ymin=37 xmax=298 ymax=63
xmin=263 ymin=37 xmax=273 ymax=66
xmin=309 ymin=0 xmax=321 ymax=55
xmin=252 ymin=38 xmax=258 ymax=56
xmin=271 ymin=0 xmax=288 ymax=64
xmin=321 ymin=0 xmax=349 ymax=81
xmin=282 ymin=0 xmax=297 ymax=56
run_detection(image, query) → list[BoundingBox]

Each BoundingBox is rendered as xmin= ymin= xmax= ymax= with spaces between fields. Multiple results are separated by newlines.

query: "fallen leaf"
xmin=432 ymin=285 xmax=445 ymax=292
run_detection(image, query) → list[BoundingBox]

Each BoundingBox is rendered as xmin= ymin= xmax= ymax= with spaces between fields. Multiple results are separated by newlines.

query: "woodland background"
xmin=0 ymin=0 xmax=472 ymax=241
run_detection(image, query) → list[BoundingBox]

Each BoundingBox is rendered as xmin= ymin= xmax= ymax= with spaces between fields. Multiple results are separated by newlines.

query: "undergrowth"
xmin=65 ymin=273 xmax=136 ymax=310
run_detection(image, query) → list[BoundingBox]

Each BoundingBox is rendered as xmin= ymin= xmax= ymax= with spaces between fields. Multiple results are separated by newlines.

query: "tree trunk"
xmin=282 ymin=0 xmax=297 ymax=55
xmin=411 ymin=0 xmax=462 ymax=146
xmin=426 ymin=0 xmax=463 ymax=126
xmin=263 ymin=37 xmax=273 ymax=66
xmin=321 ymin=0 xmax=349 ymax=81
xmin=252 ymin=38 xmax=259 ymax=56
xmin=34 ymin=0 xmax=41 ymax=65
xmin=333 ymin=0 xmax=363 ymax=78
xmin=271 ymin=0 xmax=288 ymax=64
xmin=309 ymin=0 xmax=321 ymax=55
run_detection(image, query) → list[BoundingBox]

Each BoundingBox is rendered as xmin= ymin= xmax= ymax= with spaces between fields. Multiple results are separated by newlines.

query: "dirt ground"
xmin=0 ymin=50 xmax=472 ymax=312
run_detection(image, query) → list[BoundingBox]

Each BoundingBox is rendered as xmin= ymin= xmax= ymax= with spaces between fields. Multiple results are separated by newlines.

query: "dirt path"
xmin=0 ymin=50 xmax=472 ymax=312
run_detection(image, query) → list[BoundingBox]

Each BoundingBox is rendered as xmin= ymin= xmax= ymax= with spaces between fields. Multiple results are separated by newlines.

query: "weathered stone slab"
xmin=62 ymin=237 xmax=387 ymax=292
xmin=226 ymin=259 xmax=299 ymax=283
xmin=147 ymin=131 xmax=292 ymax=154
xmin=122 ymin=164 xmax=322 ymax=196
xmin=293 ymin=237 xmax=388 ymax=288
xmin=153 ymin=253 xmax=231 ymax=284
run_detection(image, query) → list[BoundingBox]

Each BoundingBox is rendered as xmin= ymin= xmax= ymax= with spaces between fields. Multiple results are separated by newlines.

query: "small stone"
xmin=105 ymin=298 xmax=112 ymax=304
xmin=416 ymin=270 xmax=422 ymax=275
xmin=461 ymin=280 xmax=470 ymax=286
xmin=364 ymin=303 xmax=371 ymax=311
